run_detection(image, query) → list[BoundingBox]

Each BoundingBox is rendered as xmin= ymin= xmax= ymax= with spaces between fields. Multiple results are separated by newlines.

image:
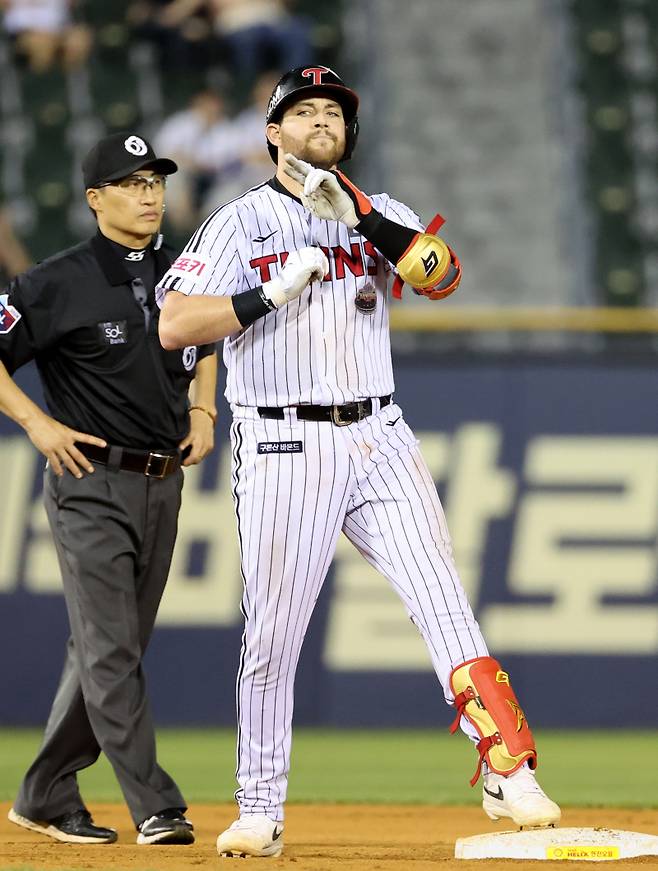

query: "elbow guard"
xmin=392 ymin=213 xmax=462 ymax=301
xmin=397 ymin=232 xmax=452 ymax=290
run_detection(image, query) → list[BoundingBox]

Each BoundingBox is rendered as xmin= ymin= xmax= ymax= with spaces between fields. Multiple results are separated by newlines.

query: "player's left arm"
xmin=284 ymin=155 xmax=461 ymax=300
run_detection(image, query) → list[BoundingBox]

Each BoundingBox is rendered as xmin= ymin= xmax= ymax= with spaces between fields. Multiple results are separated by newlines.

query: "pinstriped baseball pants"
xmin=229 ymin=400 xmax=488 ymax=821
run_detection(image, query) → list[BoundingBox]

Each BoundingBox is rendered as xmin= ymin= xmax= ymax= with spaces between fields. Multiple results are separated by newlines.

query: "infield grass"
xmin=0 ymin=728 xmax=656 ymax=808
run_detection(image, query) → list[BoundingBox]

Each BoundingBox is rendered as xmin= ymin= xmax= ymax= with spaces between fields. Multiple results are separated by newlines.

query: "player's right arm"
xmin=159 ymin=291 xmax=242 ymax=348
xmin=160 ymin=246 xmax=328 ymax=349
xmin=157 ymin=206 xmax=327 ymax=349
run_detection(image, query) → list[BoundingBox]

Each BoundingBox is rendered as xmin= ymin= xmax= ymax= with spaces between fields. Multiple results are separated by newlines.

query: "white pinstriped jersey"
xmin=156 ymin=178 xmax=423 ymax=407
xmin=158 ymin=174 xmax=489 ymax=822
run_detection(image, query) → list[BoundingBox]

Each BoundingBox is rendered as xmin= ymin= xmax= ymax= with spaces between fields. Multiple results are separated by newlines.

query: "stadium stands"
xmin=0 ymin=0 xmax=340 ymax=260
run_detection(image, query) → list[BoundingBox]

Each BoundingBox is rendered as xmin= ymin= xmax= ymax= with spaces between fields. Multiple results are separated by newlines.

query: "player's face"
xmin=86 ymin=169 xmax=166 ymax=245
xmin=272 ymin=97 xmax=346 ymax=169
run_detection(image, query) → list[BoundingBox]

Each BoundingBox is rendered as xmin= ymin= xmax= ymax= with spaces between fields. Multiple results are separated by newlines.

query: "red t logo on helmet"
xmin=301 ymin=66 xmax=330 ymax=86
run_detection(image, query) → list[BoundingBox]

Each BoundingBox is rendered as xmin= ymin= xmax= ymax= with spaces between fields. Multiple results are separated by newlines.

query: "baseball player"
xmin=157 ymin=66 xmax=561 ymax=858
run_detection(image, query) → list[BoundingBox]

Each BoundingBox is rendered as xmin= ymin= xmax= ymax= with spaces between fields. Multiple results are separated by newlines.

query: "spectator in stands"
xmin=212 ymin=0 xmax=312 ymax=81
xmin=200 ymin=70 xmax=278 ymax=212
xmin=1 ymin=0 xmax=92 ymax=72
xmin=0 ymin=205 xmax=31 ymax=286
xmin=127 ymin=0 xmax=212 ymax=71
xmin=151 ymin=0 xmax=312 ymax=83
xmin=154 ymin=88 xmax=240 ymax=230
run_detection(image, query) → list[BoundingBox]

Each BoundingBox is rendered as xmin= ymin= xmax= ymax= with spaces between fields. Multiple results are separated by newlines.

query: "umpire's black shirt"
xmin=0 ymin=230 xmax=214 ymax=450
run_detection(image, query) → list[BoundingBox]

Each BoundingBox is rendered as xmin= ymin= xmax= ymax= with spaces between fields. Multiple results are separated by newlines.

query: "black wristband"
xmin=232 ymin=286 xmax=276 ymax=327
xmin=356 ymin=209 xmax=417 ymax=264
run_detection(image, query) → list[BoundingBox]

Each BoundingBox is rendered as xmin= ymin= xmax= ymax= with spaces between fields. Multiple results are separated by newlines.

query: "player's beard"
xmin=287 ymin=132 xmax=345 ymax=170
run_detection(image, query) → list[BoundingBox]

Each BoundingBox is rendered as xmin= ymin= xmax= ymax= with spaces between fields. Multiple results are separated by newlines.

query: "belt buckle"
xmin=145 ymin=451 xmax=172 ymax=478
xmin=331 ymin=401 xmax=366 ymax=426
xmin=331 ymin=404 xmax=352 ymax=426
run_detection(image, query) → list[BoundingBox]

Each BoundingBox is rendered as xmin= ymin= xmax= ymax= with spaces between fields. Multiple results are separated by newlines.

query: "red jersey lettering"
xmin=332 ymin=243 xmax=365 ymax=280
xmin=364 ymin=241 xmax=380 ymax=276
xmin=250 ymin=254 xmax=279 ymax=283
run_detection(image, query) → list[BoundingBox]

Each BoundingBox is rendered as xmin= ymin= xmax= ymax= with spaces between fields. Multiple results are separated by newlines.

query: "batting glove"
xmin=262 ymin=246 xmax=329 ymax=308
xmin=284 ymin=154 xmax=373 ymax=229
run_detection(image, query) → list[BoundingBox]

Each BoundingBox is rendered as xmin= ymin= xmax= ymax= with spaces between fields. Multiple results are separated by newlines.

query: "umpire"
xmin=0 ymin=132 xmax=217 ymax=845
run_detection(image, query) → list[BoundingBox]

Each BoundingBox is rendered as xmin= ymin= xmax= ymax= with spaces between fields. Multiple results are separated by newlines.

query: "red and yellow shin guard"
xmin=449 ymin=656 xmax=537 ymax=786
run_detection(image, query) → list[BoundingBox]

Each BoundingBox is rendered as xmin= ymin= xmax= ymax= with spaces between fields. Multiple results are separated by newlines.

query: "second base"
xmin=455 ymin=826 xmax=658 ymax=861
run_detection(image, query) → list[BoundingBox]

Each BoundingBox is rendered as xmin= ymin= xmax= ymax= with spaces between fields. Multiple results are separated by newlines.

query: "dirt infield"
xmin=1 ymin=801 xmax=657 ymax=870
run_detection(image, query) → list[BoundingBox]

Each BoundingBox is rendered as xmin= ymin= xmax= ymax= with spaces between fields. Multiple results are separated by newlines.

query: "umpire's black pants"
xmin=14 ymin=456 xmax=186 ymax=827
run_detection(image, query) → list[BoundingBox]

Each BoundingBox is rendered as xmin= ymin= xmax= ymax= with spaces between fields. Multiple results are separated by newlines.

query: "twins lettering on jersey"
xmin=155 ymin=182 xmax=423 ymax=406
xmin=250 ymin=241 xmax=380 ymax=283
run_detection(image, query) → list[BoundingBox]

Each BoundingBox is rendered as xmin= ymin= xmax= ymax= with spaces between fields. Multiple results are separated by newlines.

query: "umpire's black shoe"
xmin=8 ymin=807 xmax=117 ymax=843
xmin=137 ymin=809 xmax=195 ymax=845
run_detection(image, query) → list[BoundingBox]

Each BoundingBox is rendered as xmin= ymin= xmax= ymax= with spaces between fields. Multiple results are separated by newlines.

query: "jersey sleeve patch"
xmin=169 ymin=253 xmax=210 ymax=281
xmin=0 ymin=294 xmax=22 ymax=334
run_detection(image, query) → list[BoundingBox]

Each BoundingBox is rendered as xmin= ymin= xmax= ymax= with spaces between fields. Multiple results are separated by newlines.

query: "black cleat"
xmin=137 ymin=809 xmax=195 ymax=845
xmin=8 ymin=807 xmax=117 ymax=844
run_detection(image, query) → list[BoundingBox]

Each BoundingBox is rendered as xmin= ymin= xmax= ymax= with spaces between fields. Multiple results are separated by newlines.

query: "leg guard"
xmin=449 ymin=656 xmax=537 ymax=786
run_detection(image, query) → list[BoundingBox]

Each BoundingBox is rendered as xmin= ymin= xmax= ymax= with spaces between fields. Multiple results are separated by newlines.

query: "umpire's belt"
xmin=258 ymin=395 xmax=391 ymax=427
xmin=79 ymin=443 xmax=181 ymax=478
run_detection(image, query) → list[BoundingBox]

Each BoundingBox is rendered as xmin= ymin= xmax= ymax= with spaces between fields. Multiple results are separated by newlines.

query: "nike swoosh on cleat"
xmin=386 ymin=416 xmax=401 ymax=427
xmin=272 ymin=827 xmax=283 ymax=841
xmin=253 ymin=231 xmax=278 ymax=243
xmin=483 ymin=785 xmax=504 ymax=801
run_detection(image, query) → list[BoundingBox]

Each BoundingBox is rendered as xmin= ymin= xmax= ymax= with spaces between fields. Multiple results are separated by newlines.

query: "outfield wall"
xmin=1 ymin=352 xmax=656 ymax=728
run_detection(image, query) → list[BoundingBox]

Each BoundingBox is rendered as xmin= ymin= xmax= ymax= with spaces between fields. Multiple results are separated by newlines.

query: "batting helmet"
xmin=265 ymin=65 xmax=360 ymax=163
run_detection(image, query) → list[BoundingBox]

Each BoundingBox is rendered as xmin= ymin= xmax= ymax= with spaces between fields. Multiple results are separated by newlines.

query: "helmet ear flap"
xmin=341 ymin=115 xmax=359 ymax=162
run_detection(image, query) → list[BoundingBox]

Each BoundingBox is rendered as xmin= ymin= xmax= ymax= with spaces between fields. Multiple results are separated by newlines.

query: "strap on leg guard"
xmin=449 ymin=656 xmax=537 ymax=786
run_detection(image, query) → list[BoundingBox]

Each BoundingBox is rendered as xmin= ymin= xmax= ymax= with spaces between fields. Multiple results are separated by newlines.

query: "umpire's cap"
xmin=265 ymin=66 xmax=360 ymax=163
xmin=82 ymin=132 xmax=178 ymax=188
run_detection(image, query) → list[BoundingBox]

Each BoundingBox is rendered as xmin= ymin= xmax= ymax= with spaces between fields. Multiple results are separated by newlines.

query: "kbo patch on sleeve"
xmin=0 ymin=294 xmax=22 ymax=334
xmin=169 ymin=253 xmax=210 ymax=282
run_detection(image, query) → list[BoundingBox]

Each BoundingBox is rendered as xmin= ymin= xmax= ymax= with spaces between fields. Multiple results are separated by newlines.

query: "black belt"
xmin=258 ymin=395 xmax=391 ymax=427
xmin=79 ymin=443 xmax=181 ymax=479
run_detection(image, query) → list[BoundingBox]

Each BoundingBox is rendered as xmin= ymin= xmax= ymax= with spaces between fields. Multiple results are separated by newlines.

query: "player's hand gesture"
xmin=284 ymin=154 xmax=372 ymax=229
xmin=24 ymin=411 xmax=106 ymax=478
xmin=262 ymin=247 xmax=329 ymax=308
